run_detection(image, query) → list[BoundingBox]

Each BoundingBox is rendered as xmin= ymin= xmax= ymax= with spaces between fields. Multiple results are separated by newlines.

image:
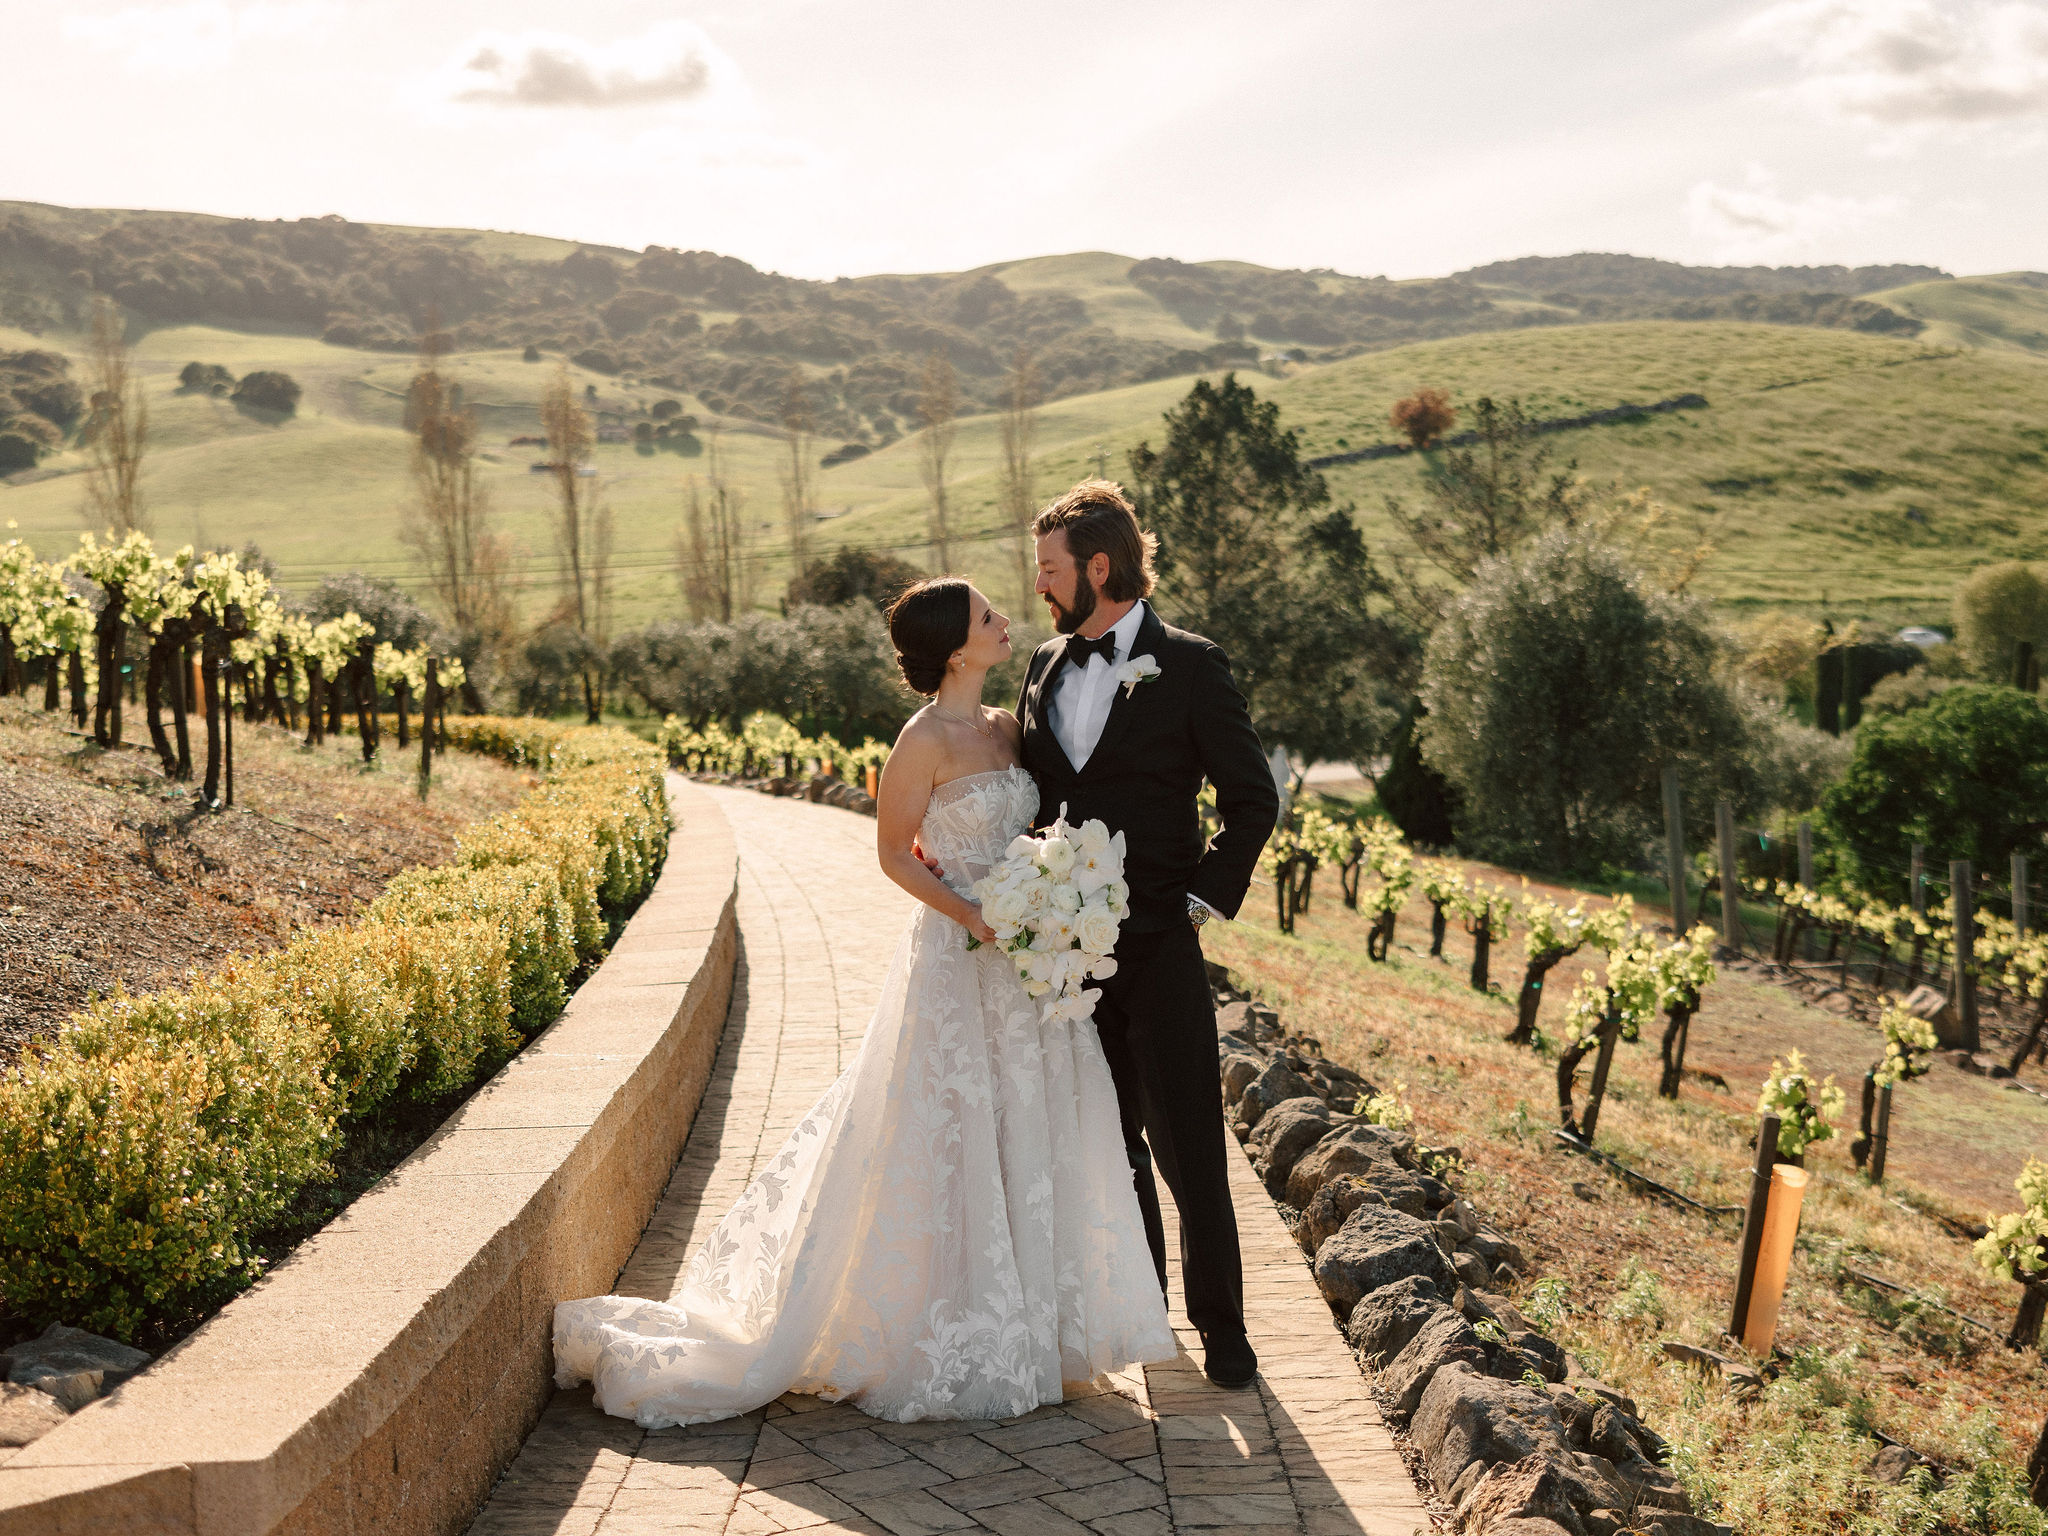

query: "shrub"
xmin=0 ymin=431 xmax=37 ymax=472
xmin=1954 ymin=561 xmax=2048 ymax=683
xmin=0 ymin=982 xmax=336 ymax=1337
xmin=1862 ymin=669 xmax=1951 ymax=717
xmin=522 ymin=345 xmax=542 ymax=362
xmin=786 ymin=546 xmax=923 ymax=610
xmin=1390 ymin=386 xmax=1455 ymax=448
xmin=231 ymin=370 xmax=302 ymax=416
xmin=1377 ymin=698 xmax=1457 ymax=846
xmin=0 ymin=719 xmax=664 ymax=1338
xmin=1819 ymin=684 xmax=2048 ymax=900
xmin=177 ymin=362 xmax=233 ymax=395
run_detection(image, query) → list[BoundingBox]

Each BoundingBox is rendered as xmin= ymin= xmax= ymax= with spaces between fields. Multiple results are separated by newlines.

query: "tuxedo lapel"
xmin=1024 ymin=637 xmax=1079 ymax=779
xmin=1080 ymin=604 xmax=1164 ymax=778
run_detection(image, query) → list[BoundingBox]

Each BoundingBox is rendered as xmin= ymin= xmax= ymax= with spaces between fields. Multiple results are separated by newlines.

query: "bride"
xmin=552 ymin=577 xmax=1176 ymax=1427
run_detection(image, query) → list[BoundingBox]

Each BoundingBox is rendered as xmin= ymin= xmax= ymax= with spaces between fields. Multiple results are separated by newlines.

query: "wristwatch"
xmin=1186 ymin=896 xmax=1212 ymax=928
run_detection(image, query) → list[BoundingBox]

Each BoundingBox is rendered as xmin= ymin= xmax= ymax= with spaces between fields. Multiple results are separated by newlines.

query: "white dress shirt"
xmin=1046 ymin=600 xmax=1149 ymax=772
xmin=1044 ymin=600 xmax=1221 ymax=922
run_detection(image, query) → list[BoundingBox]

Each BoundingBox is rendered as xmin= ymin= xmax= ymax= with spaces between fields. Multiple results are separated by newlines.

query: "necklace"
xmin=932 ymin=702 xmax=993 ymax=737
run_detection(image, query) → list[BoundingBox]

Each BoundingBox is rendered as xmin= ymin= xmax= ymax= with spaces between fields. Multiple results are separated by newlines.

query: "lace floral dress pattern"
xmin=552 ymin=765 xmax=1175 ymax=1427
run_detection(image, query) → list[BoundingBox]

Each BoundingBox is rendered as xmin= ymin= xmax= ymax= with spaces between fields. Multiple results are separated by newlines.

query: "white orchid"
xmin=1113 ymin=653 xmax=1162 ymax=697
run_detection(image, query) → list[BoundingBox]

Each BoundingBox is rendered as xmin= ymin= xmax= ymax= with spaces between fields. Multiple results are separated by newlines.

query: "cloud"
xmin=1743 ymin=0 xmax=2048 ymax=126
xmin=63 ymin=0 xmax=336 ymax=73
xmin=1685 ymin=167 xmax=1902 ymax=260
xmin=449 ymin=23 xmax=723 ymax=109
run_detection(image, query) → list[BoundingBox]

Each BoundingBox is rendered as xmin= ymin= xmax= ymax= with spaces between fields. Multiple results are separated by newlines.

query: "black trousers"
xmin=1091 ymin=919 xmax=1245 ymax=1339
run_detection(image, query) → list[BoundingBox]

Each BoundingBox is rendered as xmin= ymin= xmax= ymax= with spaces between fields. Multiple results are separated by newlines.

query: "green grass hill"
xmin=2 ymin=202 xmax=2044 ymax=632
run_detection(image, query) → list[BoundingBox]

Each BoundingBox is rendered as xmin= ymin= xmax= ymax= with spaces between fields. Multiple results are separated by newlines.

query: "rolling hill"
xmin=3 ymin=202 xmax=2046 ymax=632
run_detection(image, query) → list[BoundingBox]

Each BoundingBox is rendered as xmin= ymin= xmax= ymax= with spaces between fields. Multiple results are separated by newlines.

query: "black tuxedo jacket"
xmin=1017 ymin=604 xmax=1280 ymax=933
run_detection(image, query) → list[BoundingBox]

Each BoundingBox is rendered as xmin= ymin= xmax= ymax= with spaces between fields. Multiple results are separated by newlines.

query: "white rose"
xmin=1051 ymin=884 xmax=1082 ymax=915
xmin=1103 ymin=878 xmax=1130 ymax=915
xmin=1039 ymin=837 xmax=1076 ymax=877
xmin=1072 ymin=904 xmax=1121 ymax=956
xmin=988 ymin=889 xmax=1030 ymax=927
xmin=1021 ymin=877 xmax=1053 ymax=912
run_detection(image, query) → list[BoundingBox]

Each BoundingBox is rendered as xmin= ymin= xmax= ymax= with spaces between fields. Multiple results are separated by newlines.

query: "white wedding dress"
xmin=553 ymin=765 xmax=1175 ymax=1427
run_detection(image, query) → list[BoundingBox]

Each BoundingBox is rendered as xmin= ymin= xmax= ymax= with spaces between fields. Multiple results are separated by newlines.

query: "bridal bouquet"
xmin=968 ymin=807 xmax=1129 ymax=1025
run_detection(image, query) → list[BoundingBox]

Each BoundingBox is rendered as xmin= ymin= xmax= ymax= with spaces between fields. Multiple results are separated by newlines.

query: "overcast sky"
xmin=7 ymin=0 xmax=2047 ymax=280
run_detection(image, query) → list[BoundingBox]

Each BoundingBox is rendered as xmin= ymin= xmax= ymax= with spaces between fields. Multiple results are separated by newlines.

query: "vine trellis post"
xmin=1661 ymin=763 xmax=1688 ymax=933
xmin=1950 ymin=861 xmax=1979 ymax=1052
xmin=1797 ymin=821 xmax=1815 ymax=959
xmin=1716 ymin=799 xmax=1741 ymax=955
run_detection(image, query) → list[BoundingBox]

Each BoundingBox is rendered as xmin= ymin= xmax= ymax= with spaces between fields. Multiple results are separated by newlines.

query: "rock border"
xmin=0 ymin=774 xmax=740 ymax=1536
xmin=1211 ymin=970 xmax=1735 ymax=1536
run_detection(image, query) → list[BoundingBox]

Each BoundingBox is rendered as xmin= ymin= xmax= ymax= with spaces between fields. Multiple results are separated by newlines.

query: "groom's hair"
xmin=1032 ymin=480 xmax=1158 ymax=603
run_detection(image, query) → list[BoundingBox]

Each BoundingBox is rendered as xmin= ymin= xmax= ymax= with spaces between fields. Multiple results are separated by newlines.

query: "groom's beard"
xmin=1047 ymin=580 xmax=1097 ymax=636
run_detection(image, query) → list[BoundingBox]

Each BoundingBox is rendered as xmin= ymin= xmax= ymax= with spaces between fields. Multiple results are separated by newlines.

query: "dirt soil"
xmin=1207 ymin=864 xmax=2048 ymax=1533
xmin=1447 ymin=857 xmax=2048 ymax=1219
xmin=0 ymin=696 xmax=528 ymax=1059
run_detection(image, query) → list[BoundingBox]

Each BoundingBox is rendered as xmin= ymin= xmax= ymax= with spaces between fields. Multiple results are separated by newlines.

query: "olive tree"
xmin=1954 ymin=561 xmax=2048 ymax=684
xmin=1419 ymin=528 xmax=1769 ymax=873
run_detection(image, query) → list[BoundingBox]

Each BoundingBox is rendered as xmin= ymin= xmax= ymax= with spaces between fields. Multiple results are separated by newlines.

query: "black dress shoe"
xmin=1201 ymin=1329 xmax=1258 ymax=1389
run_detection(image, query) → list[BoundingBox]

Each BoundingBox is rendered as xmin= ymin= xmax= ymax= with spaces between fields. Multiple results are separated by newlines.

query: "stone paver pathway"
xmin=470 ymin=786 xmax=1428 ymax=1536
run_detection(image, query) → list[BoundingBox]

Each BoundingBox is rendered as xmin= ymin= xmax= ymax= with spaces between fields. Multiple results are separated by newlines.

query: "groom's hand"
xmin=911 ymin=837 xmax=943 ymax=878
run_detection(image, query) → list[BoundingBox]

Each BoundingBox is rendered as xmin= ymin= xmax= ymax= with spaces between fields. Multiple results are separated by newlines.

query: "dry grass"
xmin=0 ymin=696 xmax=527 ymax=1059
xmin=1206 ymin=873 xmax=2048 ymax=1534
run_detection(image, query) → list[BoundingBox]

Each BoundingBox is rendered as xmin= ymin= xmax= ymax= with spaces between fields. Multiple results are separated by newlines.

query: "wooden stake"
xmin=1729 ymin=1113 xmax=1782 ymax=1343
xmin=1663 ymin=762 xmax=1688 ymax=932
xmin=1717 ymin=799 xmax=1741 ymax=955
xmin=1952 ymin=860 xmax=1980 ymax=1053
xmin=1798 ymin=821 xmax=1815 ymax=960
xmin=2016 ymin=852 xmax=2031 ymax=937
xmin=1869 ymin=1083 xmax=1894 ymax=1184
xmin=1911 ymin=843 xmax=1926 ymax=918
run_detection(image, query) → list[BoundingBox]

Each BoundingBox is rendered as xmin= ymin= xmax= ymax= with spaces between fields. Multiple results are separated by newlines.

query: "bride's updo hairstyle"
xmin=886 ymin=578 xmax=972 ymax=696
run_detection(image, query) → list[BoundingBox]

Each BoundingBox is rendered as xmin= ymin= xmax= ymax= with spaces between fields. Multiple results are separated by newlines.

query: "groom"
xmin=1017 ymin=479 xmax=1279 ymax=1389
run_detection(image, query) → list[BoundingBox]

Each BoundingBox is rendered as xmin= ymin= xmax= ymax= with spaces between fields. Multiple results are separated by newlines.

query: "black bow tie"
xmin=1065 ymin=632 xmax=1118 ymax=669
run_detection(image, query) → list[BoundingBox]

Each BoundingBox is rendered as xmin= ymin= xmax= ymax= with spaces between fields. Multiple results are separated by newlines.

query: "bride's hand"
xmin=964 ymin=906 xmax=998 ymax=945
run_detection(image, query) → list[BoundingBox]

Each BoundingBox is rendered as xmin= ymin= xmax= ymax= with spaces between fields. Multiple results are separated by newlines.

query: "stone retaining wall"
xmin=0 ymin=775 xmax=739 ymax=1536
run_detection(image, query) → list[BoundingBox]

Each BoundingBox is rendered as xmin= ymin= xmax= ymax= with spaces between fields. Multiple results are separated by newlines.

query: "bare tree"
xmin=82 ymin=301 xmax=149 ymax=536
xmin=779 ymin=369 xmax=817 ymax=582
xmin=917 ymin=351 xmax=959 ymax=570
xmin=674 ymin=429 xmax=754 ymax=622
xmin=400 ymin=327 xmax=508 ymax=711
xmin=999 ymin=348 xmax=1041 ymax=608
xmin=541 ymin=364 xmax=613 ymax=721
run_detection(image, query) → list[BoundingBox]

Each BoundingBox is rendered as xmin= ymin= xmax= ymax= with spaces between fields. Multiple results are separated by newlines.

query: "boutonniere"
xmin=1114 ymin=654 xmax=1161 ymax=697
